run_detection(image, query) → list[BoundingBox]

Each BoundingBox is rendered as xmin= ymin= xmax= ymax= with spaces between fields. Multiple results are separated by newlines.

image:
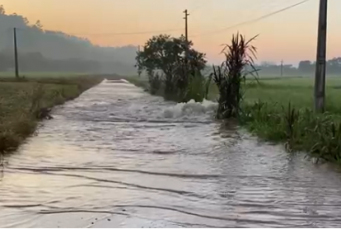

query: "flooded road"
xmin=1 ymin=79 xmax=341 ymax=227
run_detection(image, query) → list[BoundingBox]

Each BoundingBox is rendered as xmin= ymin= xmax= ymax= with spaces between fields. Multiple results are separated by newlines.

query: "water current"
xmin=1 ymin=79 xmax=341 ymax=227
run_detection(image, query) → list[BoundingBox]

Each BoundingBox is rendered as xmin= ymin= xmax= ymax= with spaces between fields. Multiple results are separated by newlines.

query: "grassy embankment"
xmin=0 ymin=75 xmax=103 ymax=155
xmin=129 ymin=75 xmax=341 ymax=163
xmin=239 ymin=77 xmax=341 ymax=162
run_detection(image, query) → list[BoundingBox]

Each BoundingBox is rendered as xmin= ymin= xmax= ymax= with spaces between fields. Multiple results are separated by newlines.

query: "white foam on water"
xmin=163 ymin=99 xmax=218 ymax=119
xmin=103 ymin=78 xmax=131 ymax=84
xmin=120 ymin=79 xmax=130 ymax=83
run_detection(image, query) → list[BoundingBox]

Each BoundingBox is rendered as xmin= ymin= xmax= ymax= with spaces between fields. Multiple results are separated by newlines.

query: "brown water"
xmin=1 ymin=79 xmax=341 ymax=228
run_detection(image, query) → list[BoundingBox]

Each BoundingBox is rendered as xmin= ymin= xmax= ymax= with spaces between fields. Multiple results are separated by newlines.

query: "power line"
xmin=191 ymin=1 xmax=210 ymax=13
xmin=191 ymin=0 xmax=311 ymax=37
xmin=5 ymin=0 xmax=310 ymax=39
xmin=197 ymin=0 xmax=282 ymax=29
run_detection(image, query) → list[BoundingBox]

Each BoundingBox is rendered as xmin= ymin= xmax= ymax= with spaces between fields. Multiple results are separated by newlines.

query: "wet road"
xmin=1 ymin=79 xmax=341 ymax=227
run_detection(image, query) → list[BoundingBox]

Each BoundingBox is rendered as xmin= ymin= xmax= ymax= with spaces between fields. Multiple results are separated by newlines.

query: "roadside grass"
xmin=239 ymin=77 xmax=341 ymax=163
xmin=0 ymin=76 xmax=103 ymax=155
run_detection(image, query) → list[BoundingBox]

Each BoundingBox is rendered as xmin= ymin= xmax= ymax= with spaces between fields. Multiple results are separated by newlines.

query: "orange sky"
xmin=2 ymin=0 xmax=340 ymax=63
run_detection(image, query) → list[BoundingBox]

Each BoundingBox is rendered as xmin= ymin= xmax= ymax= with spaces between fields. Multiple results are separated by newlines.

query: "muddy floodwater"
xmin=1 ymin=79 xmax=341 ymax=227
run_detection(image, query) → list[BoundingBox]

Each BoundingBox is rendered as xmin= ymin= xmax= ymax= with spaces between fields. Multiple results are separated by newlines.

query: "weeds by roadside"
xmin=0 ymin=76 xmax=102 ymax=155
xmin=240 ymin=100 xmax=341 ymax=163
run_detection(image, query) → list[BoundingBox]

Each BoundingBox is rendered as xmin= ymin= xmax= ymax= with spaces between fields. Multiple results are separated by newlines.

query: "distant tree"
xmin=0 ymin=5 xmax=5 ymax=14
xmin=33 ymin=20 xmax=43 ymax=30
xmin=298 ymin=60 xmax=313 ymax=72
xmin=327 ymin=57 xmax=341 ymax=74
xmin=23 ymin=17 xmax=30 ymax=25
xmin=260 ymin=61 xmax=276 ymax=67
xmin=135 ymin=34 xmax=206 ymax=76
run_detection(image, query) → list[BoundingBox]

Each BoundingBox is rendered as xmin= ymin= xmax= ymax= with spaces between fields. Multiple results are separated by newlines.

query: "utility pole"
xmin=184 ymin=9 xmax=189 ymax=43
xmin=183 ymin=9 xmax=189 ymax=73
xmin=314 ymin=0 xmax=328 ymax=112
xmin=280 ymin=60 xmax=283 ymax=77
xmin=13 ymin=27 xmax=19 ymax=78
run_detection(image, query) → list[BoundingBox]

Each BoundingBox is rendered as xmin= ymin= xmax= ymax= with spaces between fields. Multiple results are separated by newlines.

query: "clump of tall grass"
xmin=309 ymin=120 xmax=341 ymax=163
xmin=212 ymin=33 xmax=258 ymax=119
xmin=241 ymin=100 xmax=341 ymax=163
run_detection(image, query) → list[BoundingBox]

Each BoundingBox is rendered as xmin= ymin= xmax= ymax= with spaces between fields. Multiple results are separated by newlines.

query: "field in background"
xmin=0 ymin=72 xmax=90 ymax=78
xmin=127 ymin=76 xmax=341 ymax=110
xmin=243 ymin=77 xmax=341 ymax=113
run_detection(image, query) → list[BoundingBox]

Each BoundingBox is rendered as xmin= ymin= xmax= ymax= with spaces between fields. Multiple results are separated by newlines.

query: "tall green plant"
xmin=212 ymin=33 xmax=258 ymax=119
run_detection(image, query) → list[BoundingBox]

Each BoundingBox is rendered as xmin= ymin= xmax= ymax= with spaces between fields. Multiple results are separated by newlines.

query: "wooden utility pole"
xmin=184 ymin=9 xmax=189 ymax=43
xmin=183 ymin=10 xmax=189 ymax=72
xmin=314 ymin=0 xmax=328 ymax=112
xmin=13 ymin=27 xmax=19 ymax=78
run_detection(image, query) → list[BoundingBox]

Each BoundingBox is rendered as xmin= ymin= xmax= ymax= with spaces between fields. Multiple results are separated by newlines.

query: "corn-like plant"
xmin=212 ymin=33 xmax=258 ymax=119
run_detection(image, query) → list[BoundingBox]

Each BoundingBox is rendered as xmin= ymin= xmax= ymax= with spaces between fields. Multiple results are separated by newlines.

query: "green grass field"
xmin=0 ymin=75 xmax=103 ymax=155
xmin=127 ymin=75 xmax=341 ymax=112
xmin=201 ymin=76 xmax=341 ymax=112
xmin=243 ymin=77 xmax=341 ymax=113
xmin=237 ymin=77 xmax=341 ymax=163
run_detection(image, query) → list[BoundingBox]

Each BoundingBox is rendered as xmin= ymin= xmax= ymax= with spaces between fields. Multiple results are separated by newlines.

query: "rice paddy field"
xmin=243 ymin=77 xmax=341 ymax=112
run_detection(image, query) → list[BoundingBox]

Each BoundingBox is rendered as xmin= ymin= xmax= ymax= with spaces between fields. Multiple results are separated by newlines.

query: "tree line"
xmin=0 ymin=5 xmax=137 ymax=75
xmin=256 ymin=58 xmax=341 ymax=76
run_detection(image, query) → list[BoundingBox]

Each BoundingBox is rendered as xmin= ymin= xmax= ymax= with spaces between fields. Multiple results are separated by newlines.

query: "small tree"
xmin=136 ymin=34 xmax=206 ymax=100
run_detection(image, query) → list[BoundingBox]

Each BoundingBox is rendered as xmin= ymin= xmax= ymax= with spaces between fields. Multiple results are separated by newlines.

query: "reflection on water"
xmin=1 ymin=79 xmax=341 ymax=227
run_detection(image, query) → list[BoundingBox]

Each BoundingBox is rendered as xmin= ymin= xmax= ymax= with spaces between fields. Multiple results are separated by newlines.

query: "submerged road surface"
xmin=1 ymin=80 xmax=341 ymax=227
